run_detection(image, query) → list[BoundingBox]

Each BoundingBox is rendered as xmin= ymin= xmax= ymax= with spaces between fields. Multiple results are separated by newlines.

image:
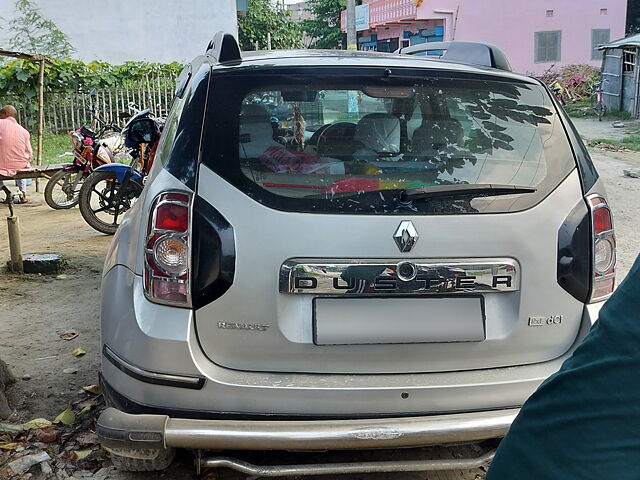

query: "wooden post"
xmin=35 ymin=58 xmax=45 ymax=193
xmin=7 ymin=216 xmax=23 ymax=273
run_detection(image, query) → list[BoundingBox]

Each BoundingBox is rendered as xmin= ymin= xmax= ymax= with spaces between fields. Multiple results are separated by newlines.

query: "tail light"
xmin=143 ymin=191 xmax=192 ymax=307
xmin=588 ymin=195 xmax=616 ymax=302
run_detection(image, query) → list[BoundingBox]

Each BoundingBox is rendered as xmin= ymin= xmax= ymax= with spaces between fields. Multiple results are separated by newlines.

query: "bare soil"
xmin=571 ymin=118 xmax=640 ymax=142
xmin=0 ymin=124 xmax=638 ymax=478
xmin=574 ymin=117 xmax=640 ymax=280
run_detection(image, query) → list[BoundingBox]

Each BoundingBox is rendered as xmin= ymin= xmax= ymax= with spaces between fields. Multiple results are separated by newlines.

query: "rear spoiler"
xmin=397 ymin=41 xmax=512 ymax=72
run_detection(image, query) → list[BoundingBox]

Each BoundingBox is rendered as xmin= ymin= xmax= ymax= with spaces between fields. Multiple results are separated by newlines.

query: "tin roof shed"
xmin=598 ymin=34 xmax=640 ymax=118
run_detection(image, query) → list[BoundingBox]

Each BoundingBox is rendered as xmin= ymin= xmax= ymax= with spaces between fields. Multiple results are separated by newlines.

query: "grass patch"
xmin=30 ymin=131 xmax=72 ymax=165
xmin=591 ymin=131 xmax=640 ymax=151
xmin=564 ymin=100 xmax=632 ymax=120
xmin=605 ymin=108 xmax=632 ymax=120
xmin=564 ymin=100 xmax=593 ymax=118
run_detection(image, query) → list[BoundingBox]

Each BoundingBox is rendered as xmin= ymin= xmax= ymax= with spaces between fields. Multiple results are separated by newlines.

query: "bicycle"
xmin=593 ymin=83 xmax=607 ymax=122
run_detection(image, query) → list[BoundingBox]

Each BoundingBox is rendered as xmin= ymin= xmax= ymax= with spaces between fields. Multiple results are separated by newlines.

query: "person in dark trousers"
xmin=487 ymin=253 xmax=640 ymax=480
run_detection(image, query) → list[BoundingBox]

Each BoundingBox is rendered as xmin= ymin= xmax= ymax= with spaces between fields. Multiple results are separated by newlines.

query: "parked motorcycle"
xmin=78 ymin=109 xmax=162 ymax=235
xmin=44 ymin=123 xmax=116 ymax=209
xmin=44 ymin=104 xmax=122 ymax=210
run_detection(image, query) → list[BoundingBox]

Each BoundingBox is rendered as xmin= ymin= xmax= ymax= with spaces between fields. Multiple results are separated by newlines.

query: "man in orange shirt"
xmin=0 ymin=105 xmax=32 ymax=203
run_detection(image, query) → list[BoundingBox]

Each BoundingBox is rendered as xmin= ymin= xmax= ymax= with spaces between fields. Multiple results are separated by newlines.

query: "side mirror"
xmin=126 ymin=118 xmax=159 ymax=145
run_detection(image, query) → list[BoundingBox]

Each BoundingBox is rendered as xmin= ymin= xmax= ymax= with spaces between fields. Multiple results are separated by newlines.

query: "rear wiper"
xmin=400 ymin=184 xmax=537 ymax=203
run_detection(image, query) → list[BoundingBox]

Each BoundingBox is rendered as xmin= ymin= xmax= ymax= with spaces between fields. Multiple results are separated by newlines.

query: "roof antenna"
xmin=206 ymin=31 xmax=242 ymax=64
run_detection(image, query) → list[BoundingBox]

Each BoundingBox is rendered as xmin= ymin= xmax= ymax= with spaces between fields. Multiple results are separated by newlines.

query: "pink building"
xmin=349 ymin=0 xmax=627 ymax=74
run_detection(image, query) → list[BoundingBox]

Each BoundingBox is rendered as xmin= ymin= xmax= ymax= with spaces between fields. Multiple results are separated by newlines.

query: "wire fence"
xmin=0 ymin=74 xmax=176 ymax=133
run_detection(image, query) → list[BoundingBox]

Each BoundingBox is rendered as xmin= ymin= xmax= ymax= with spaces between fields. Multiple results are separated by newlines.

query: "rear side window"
xmin=153 ymin=94 xmax=187 ymax=170
xmin=202 ymin=68 xmax=575 ymax=215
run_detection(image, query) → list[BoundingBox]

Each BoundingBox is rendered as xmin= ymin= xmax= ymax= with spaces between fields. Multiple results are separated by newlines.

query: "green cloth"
xmin=487 ymin=254 xmax=640 ymax=479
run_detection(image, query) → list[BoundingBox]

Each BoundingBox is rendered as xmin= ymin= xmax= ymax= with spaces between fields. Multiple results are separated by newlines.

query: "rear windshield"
xmin=202 ymin=68 xmax=575 ymax=215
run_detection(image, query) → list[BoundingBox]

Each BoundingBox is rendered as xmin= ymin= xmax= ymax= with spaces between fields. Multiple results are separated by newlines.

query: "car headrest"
xmin=354 ymin=113 xmax=401 ymax=154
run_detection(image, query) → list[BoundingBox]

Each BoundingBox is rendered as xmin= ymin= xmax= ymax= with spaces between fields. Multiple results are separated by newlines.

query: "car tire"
xmin=110 ymin=447 xmax=176 ymax=472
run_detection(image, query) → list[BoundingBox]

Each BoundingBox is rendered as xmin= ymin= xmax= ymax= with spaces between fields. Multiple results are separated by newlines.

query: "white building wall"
xmin=0 ymin=0 xmax=238 ymax=63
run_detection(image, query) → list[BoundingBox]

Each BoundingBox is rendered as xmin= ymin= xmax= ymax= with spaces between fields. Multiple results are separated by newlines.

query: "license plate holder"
xmin=313 ymin=296 xmax=485 ymax=345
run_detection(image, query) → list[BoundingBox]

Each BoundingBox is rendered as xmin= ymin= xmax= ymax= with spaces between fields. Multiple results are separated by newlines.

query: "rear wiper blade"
xmin=400 ymin=184 xmax=537 ymax=203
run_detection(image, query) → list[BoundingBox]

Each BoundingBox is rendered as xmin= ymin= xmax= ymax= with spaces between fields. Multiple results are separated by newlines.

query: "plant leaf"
xmin=53 ymin=408 xmax=75 ymax=425
xmin=73 ymin=447 xmax=92 ymax=460
xmin=59 ymin=331 xmax=78 ymax=341
xmin=23 ymin=418 xmax=52 ymax=430
xmin=81 ymin=385 xmax=101 ymax=395
xmin=0 ymin=423 xmax=24 ymax=433
xmin=71 ymin=348 xmax=86 ymax=357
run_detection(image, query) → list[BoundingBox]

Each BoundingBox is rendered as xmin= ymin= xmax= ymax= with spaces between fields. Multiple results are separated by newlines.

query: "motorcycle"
xmin=44 ymin=106 xmax=121 ymax=210
xmin=78 ymin=109 xmax=162 ymax=235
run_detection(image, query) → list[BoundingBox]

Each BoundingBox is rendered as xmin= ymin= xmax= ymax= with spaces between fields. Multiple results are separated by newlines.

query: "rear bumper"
xmin=102 ymin=265 xmax=604 ymax=418
xmin=97 ymin=406 xmax=518 ymax=451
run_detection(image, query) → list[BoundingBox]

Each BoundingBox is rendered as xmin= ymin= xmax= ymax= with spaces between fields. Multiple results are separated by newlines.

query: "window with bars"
xmin=592 ymin=29 xmax=610 ymax=60
xmin=535 ymin=31 xmax=562 ymax=63
xmin=623 ymin=48 xmax=636 ymax=73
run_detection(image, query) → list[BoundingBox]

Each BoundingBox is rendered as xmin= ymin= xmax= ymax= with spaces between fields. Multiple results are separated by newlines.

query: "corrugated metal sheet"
xmin=599 ymin=33 xmax=640 ymax=50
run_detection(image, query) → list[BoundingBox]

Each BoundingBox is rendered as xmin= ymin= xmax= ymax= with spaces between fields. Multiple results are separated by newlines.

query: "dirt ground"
xmin=0 ymin=118 xmax=638 ymax=479
xmin=571 ymin=118 xmax=640 ymax=142
xmin=573 ymin=118 xmax=640 ymax=280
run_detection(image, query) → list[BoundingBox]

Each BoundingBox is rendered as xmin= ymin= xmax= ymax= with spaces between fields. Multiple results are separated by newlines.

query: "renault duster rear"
xmin=97 ymin=34 xmax=616 ymax=474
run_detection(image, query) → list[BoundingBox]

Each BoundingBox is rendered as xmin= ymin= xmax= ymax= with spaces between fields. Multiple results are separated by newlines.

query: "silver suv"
xmin=96 ymin=33 xmax=616 ymax=474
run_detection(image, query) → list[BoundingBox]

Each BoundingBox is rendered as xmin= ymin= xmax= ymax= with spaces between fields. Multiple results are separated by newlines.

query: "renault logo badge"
xmin=394 ymin=221 xmax=419 ymax=253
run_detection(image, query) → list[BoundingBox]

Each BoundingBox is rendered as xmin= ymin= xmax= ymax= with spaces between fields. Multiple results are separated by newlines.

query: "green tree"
xmin=0 ymin=58 xmax=183 ymax=98
xmin=303 ymin=0 xmax=346 ymax=49
xmin=629 ymin=0 xmax=640 ymax=33
xmin=238 ymin=0 xmax=303 ymax=51
xmin=8 ymin=0 xmax=74 ymax=58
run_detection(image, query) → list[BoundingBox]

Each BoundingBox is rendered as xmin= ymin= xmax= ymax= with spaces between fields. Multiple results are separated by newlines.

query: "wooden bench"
xmin=0 ymin=163 xmax=71 ymax=181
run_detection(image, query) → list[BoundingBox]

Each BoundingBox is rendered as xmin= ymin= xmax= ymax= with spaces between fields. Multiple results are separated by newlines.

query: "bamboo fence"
xmin=0 ymin=74 xmax=176 ymax=133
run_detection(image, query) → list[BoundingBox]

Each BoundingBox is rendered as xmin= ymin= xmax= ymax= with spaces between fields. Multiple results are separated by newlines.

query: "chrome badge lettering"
xmin=353 ymin=428 xmax=404 ymax=441
xmin=280 ymin=258 xmax=519 ymax=295
xmin=218 ymin=322 xmax=270 ymax=332
xmin=528 ymin=315 xmax=563 ymax=326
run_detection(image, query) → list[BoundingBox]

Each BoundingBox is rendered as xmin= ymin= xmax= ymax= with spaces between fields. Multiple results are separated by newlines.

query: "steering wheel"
xmin=315 ymin=122 xmax=357 ymax=159
xmin=308 ymin=124 xmax=331 ymax=149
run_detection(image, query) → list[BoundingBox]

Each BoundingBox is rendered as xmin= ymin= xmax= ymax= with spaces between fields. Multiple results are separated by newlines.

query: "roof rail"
xmin=397 ymin=41 xmax=512 ymax=72
xmin=206 ymin=31 xmax=242 ymax=64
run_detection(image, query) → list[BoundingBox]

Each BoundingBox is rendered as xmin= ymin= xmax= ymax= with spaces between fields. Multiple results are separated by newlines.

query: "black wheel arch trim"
xmin=103 ymin=345 xmax=205 ymax=390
